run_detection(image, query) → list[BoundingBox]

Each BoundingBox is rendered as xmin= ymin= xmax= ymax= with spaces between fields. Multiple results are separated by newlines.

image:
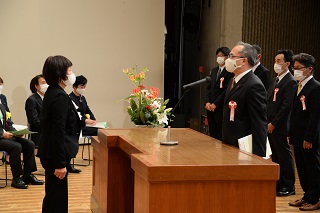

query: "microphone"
xmin=182 ymin=76 xmax=211 ymax=90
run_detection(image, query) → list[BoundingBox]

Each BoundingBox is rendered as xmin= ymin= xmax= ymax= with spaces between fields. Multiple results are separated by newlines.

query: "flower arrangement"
xmin=122 ymin=65 xmax=172 ymax=127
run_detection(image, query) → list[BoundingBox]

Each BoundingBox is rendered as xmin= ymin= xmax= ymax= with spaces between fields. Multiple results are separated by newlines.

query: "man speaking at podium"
xmin=222 ymin=41 xmax=268 ymax=157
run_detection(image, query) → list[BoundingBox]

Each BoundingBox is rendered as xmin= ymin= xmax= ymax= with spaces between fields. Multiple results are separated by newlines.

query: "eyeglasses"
xmin=228 ymin=54 xmax=244 ymax=59
xmin=293 ymin=66 xmax=307 ymax=70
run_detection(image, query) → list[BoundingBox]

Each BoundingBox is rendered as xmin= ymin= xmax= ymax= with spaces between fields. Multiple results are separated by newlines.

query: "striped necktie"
xmin=297 ymin=83 xmax=302 ymax=96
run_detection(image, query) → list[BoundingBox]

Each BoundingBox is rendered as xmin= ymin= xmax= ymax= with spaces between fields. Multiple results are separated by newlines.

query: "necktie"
xmin=297 ymin=83 xmax=302 ymax=95
xmin=216 ymin=68 xmax=221 ymax=81
xmin=273 ymin=77 xmax=279 ymax=90
xmin=230 ymin=78 xmax=235 ymax=90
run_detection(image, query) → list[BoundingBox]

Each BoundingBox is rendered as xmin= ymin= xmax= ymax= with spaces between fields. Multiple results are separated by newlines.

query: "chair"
xmin=0 ymin=151 xmax=9 ymax=188
xmin=72 ymin=136 xmax=92 ymax=166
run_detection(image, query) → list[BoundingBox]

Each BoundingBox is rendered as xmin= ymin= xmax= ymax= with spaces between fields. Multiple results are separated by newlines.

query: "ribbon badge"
xmin=300 ymin=95 xmax=306 ymax=111
xmin=273 ymin=88 xmax=279 ymax=102
xmin=220 ymin=77 xmax=224 ymax=88
xmin=228 ymin=100 xmax=237 ymax=121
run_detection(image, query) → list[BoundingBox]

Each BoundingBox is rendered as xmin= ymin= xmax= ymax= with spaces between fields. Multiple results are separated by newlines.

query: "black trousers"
xmin=0 ymin=136 xmax=37 ymax=179
xmin=268 ymin=133 xmax=295 ymax=191
xmin=82 ymin=126 xmax=97 ymax=137
xmin=40 ymin=158 xmax=70 ymax=213
xmin=206 ymin=109 xmax=223 ymax=140
xmin=293 ymin=145 xmax=320 ymax=204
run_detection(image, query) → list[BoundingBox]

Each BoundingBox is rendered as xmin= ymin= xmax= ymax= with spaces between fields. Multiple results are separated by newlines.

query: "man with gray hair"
xmin=222 ymin=41 xmax=268 ymax=157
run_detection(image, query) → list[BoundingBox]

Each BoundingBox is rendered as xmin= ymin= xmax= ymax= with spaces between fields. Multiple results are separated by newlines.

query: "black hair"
xmin=30 ymin=74 xmax=44 ymax=93
xmin=73 ymin=75 xmax=88 ymax=88
xmin=216 ymin=47 xmax=230 ymax=57
xmin=42 ymin=55 xmax=73 ymax=86
xmin=277 ymin=49 xmax=294 ymax=70
xmin=292 ymin=53 xmax=316 ymax=73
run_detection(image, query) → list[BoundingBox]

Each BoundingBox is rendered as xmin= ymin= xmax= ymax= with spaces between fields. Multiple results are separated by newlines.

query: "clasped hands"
xmin=205 ymin=103 xmax=216 ymax=112
xmin=1 ymin=132 xmax=23 ymax=139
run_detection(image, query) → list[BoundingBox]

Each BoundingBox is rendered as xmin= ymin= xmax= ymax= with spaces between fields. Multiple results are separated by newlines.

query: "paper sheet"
xmin=238 ymin=134 xmax=272 ymax=159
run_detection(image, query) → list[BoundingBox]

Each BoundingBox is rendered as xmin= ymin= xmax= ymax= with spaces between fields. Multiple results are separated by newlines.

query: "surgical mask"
xmin=273 ymin=63 xmax=283 ymax=74
xmin=225 ymin=58 xmax=242 ymax=73
xmin=216 ymin=56 xmax=225 ymax=65
xmin=40 ymin=83 xmax=49 ymax=94
xmin=76 ymin=88 xmax=85 ymax=95
xmin=63 ymin=73 xmax=76 ymax=86
xmin=0 ymin=85 xmax=3 ymax=92
xmin=294 ymin=70 xmax=305 ymax=81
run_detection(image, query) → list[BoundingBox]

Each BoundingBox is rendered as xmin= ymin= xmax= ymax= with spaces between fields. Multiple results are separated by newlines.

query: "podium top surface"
xmin=96 ymin=128 xmax=279 ymax=181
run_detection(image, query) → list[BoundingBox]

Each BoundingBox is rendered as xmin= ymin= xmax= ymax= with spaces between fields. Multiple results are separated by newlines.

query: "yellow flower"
xmin=6 ymin=111 xmax=11 ymax=121
xmin=85 ymin=114 xmax=90 ymax=119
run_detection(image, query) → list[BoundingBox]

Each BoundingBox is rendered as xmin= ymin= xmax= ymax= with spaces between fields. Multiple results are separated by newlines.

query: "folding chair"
xmin=0 ymin=151 xmax=9 ymax=188
xmin=72 ymin=136 xmax=92 ymax=166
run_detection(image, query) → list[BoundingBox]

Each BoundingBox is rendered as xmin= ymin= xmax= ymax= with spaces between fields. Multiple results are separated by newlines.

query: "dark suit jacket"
xmin=25 ymin=93 xmax=43 ymax=132
xmin=69 ymin=92 xmax=96 ymax=126
xmin=222 ymin=71 xmax=268 ymax=157
xmin=0 ymin=94 xmax=10 ymax=112
xmin=289 ymin=78 xmax=320 ymax=147
xmin=0 ymin=104 xmax=16 ymax=138
xmin=254 ymin=64 xmax=271 ymax=90
xmin=38 ymin=85 xmax=81 ymax=168
xmin=25 ymin=93 xmax=43 ymax=146
xmin=267 ymin=72 xmax=297 ymax=135
xmin=205 ymin=66 xmax=234 ymax=111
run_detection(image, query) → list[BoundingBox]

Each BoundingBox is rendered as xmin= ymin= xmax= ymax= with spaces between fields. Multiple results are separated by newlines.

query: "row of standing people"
xmin=205 ymin=42 xmax=320 ymax=211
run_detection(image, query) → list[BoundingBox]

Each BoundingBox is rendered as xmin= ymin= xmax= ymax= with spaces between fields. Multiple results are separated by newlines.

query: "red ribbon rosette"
xmin=220 ymin=77 xmax=224 ymax=88
xmin=300 ymin=95 xmax=306 ymax=111
xmin=273 ymin=88 xmax=279 ymax=102
xmin=228 ymin=100 xmax=237 ymax=121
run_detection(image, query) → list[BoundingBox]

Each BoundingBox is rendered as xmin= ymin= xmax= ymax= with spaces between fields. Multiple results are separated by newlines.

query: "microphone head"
xmin=205 ymin=76 xmax=211 ymax=83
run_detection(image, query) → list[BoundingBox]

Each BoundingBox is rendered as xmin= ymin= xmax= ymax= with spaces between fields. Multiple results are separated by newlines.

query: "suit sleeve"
xmin=205 ymin=69 xmax=214 ymax=104
xmin=304 ymin=85 xmax=320 ymax=144
xmin=271 ymin=81 xmax=296 ymax=127
xmin=247 ymin=83 xmax=268 ymax=157
xmin=25 ymin=98 xmax=41 ymax=131
xmin=51 ymin=93 xmax=69 ymax=168
xmin=260 ymin=70 xmax=272 ymax=90
xmin=83 ymin=97 xmax=96 ymax=120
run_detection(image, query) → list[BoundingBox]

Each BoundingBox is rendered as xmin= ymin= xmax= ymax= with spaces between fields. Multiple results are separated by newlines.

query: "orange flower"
xmin=132 ymin=87 xmax=140 ymax=94
xmin=150 ymin=87 xmax=159 ymax=98
xmin=138 ymin=85 xmax=146 ymax=89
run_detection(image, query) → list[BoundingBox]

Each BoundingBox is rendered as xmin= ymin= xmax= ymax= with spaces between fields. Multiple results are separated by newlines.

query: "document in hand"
xmin=238 ymin=134 xmax=272 ymax=159
xmin=86 ymin=122 xmax=107 ymax=128
xmin=10 ymin=128 xmax=37 ymax=136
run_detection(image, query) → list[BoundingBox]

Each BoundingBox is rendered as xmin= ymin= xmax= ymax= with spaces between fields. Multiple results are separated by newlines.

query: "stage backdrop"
xmin=0 ymin=0 xmax=165 ymax=128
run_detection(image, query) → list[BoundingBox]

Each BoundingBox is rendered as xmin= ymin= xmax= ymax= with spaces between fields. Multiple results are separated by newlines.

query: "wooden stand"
xmin=91 ymin=128 xmax=279 ymax=213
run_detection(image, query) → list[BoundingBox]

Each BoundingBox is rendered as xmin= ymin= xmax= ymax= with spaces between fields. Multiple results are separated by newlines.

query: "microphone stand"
xmin=160 ymin=87 xmax=190 ymax=145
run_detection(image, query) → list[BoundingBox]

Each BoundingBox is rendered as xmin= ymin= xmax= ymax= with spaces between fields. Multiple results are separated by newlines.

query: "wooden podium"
xmin=90 ymin=128 xmax=279 ymax=213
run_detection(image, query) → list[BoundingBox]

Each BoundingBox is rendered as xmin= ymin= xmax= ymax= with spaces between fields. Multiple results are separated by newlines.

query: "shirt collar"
xmin=300 ymin=75 xmax=313 ymax=88
xmin=251 ymin=62 xmax=261 ymax=72
xmin=277 ymin=70 xmax=290 ymax=83
xmin=234 ymin=69 xmax=252 ymax=83
xmin=37 ymin=92 xmax=44 ymax=100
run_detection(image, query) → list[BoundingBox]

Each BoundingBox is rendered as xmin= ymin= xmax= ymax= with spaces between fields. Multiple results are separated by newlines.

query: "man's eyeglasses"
xmin=228 ymin=54 xmax=244 ymax=59
xmin=293 ymin=66 xmax=307 ymax=70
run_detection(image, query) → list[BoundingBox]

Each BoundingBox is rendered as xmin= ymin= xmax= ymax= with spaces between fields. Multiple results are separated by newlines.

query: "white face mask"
xmin=40 ymin=83 xmax=49 ymax=94
xmin=63 ymin=73 xmax=76 ymax=86
xmin=294 ymin=70 xmax=305 ymax=81
xmin=216 ymin=56 xmax=225 ymax=65
xmin=225 ymin=58 xmax=243 ymax=73
xmin=0 ymin=85 xmax=3 ymax=93
xmin=273 ymin=63 xmax=284 ymax=74
xmin=76 ymin=88 xmax=85 ymax=95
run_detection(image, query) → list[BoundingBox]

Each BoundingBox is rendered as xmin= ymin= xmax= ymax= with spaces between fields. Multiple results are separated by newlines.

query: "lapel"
xmin=267 ymin=73 xmax=291 ymax=101
xmin=293 ymin=78 xmax=314 ymax=112
xmin=0 ymin=104 xmax=6 ymax=128
xmin=34 ymin=93 xmax=43 ymax=107
xmin=224 ymin=71 xmax=252 ymax=104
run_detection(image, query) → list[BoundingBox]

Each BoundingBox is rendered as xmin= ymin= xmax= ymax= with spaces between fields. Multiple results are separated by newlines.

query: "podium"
xmin=91 ymin=128 xmax=279 ymax=213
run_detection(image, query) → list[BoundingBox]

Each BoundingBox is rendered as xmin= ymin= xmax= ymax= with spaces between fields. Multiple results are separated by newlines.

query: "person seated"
xmin=25 ymin=74 xmax=48 ymax=147
xmin=68 ymin=75 xmax=98 ymax=173
xmin=0 ymin=103 xmax=44 ymax=189
xmin=0 ymin=77 xmax=10 ymax=112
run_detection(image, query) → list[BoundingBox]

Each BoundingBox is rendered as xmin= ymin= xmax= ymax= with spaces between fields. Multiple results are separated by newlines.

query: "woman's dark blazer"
xmin=37 ymin=85 xmax=81 ymax=169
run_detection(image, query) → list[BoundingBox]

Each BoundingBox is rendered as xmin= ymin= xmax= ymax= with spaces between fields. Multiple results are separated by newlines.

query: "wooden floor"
xmin=1 ymin=145 xmax=319 ymax=213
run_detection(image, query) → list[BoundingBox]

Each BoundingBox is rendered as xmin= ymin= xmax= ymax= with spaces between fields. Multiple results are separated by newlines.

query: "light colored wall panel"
xmin=0 ymin=0 xmax=165 ymax=128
